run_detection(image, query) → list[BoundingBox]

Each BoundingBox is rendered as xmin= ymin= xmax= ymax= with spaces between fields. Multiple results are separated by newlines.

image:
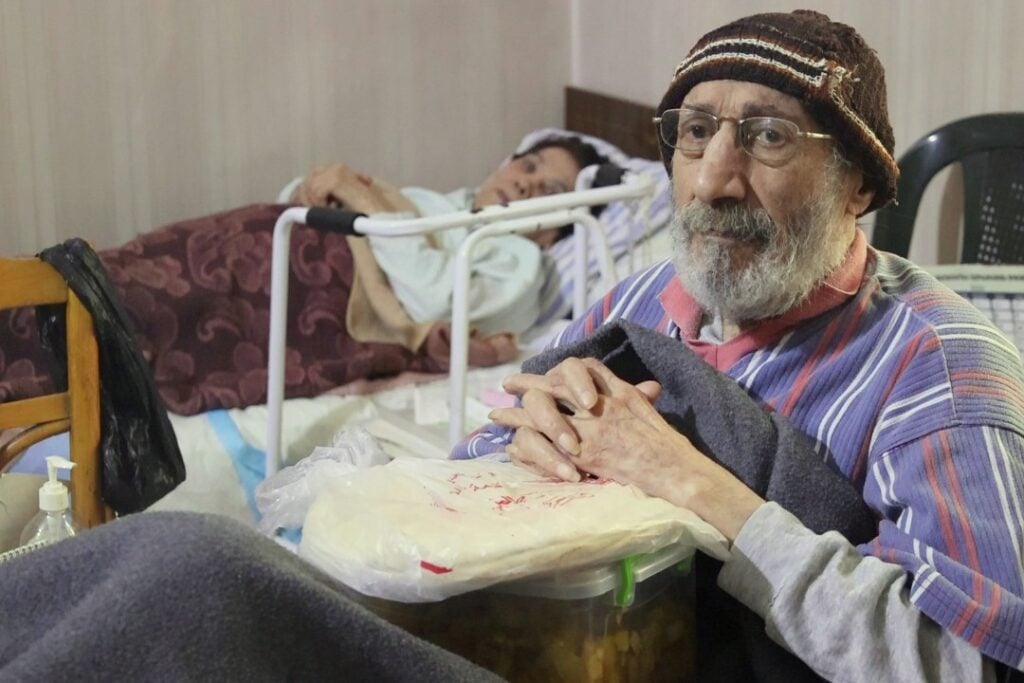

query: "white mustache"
xmin=677 ymin=201 xmax=775 ymax=244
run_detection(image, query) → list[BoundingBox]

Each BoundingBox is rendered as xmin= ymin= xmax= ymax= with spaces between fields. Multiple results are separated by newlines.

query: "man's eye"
xmin=749 ymin=121 xmax=790 ymax=147
xmin=681 ymin=122 xmax=712 ymax=141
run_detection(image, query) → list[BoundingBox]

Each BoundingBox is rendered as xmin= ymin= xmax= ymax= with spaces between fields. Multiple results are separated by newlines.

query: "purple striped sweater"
xmin=454 ymin=244 xmax=1024 ymax=668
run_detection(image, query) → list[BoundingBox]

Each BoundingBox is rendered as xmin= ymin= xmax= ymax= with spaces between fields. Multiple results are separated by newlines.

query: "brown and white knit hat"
xmin=656 ymin=10 xmax=898 ymax=213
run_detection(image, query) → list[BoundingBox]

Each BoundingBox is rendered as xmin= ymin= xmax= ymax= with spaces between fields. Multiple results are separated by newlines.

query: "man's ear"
xmin=844 ymin=168 xmax=875 ymax=217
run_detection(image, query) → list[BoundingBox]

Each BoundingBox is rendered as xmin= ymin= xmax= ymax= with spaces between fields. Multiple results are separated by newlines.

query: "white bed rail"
xmin=265 ymin=172 xmax=655 ymax=475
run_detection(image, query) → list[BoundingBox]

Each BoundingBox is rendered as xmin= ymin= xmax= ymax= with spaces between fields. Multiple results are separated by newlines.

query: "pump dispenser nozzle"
xmin=39 ymin=456 xmax=75 ymax=512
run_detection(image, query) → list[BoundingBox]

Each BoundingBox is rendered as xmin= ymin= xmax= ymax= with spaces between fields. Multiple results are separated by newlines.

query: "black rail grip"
xmin=590 ymin=163 xmax=627 ymax=217
xmin=304 ymin=208 xmax=367 ymax=235
xmin=593 ymin=162 xmax=626 ymax=188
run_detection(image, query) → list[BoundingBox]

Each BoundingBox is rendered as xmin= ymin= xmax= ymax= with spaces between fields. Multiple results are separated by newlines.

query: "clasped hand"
xmin=289 ymin=163 xmax=403 ymax=215
xmin=489 ymin=356 xmax=764 ymax=542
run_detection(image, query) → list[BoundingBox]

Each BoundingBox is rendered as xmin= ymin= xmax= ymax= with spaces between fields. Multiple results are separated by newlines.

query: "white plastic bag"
xmin=255 ymin=427 xmax=389 ymax=536
xmin=299 ymin=457 xmax=729 ymax=602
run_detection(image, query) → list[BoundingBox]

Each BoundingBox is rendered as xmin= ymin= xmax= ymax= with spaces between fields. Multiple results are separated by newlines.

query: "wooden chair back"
xmin=0 ymin=256 xmax=109 ymax=528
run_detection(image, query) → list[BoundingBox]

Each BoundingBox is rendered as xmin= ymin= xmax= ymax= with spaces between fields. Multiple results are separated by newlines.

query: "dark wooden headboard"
xmin=564 ymin=86 xmax=661 ymax=161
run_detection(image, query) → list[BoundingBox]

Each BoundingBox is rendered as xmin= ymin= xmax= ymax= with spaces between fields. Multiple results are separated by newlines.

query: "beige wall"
xmin=572 ymin=0 xmax=1024 ymax=264
xmin=0 ymin=0 xmax=570 ymax=254
xmin=5 ymin=1 xmax=1020 ymax=262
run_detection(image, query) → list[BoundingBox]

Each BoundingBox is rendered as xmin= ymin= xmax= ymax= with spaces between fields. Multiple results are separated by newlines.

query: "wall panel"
xmin=0 ymin=0 xmax=570 ymax=253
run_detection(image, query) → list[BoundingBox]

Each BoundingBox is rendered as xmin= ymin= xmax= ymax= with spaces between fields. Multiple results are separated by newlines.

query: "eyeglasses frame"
xmin=652 ymin=107 xmax=834 ymax=166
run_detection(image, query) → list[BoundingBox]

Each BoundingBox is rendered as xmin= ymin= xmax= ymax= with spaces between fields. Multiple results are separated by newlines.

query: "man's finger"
xmin=502 ymin=360 xmax=605 ymax=413
xmin=635 ymin=380 xmax=662 ymax=403
xmin=501 ymin=371 xmax=553 ymax=395
xmin=584 ymin=361 xmax=661 ymax=404
xmin=508 ymin=427 xmax=580 ymax=482
xmin=558 ymin=357 xmax=602 ymax=410
xmin=521 ymin=388 xmax=580 ymax=455
xmin=500 ymin=372 xmax=586 ymax=414
xmin=488 ymin=406 xmax=534 ymax=430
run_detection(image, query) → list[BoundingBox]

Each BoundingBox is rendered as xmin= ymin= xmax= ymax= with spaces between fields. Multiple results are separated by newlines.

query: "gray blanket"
xmin=0 ymin=511 xmax=500 ymax=683
xmin=523 ymin=320 xmax=877 ymax=542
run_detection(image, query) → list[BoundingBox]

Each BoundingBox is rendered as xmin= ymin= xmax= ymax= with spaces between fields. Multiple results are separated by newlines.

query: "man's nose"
xmin=691 ymin=124 xmax=748 ymax=206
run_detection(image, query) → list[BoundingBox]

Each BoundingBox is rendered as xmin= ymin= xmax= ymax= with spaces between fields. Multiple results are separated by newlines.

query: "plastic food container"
xmin=347 ymin=543 xmax=696 ymax=682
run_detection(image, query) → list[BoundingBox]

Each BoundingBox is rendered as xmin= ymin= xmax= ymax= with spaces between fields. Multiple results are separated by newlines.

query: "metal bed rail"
xmin=265 ymin=171 xmax=656 ymax=475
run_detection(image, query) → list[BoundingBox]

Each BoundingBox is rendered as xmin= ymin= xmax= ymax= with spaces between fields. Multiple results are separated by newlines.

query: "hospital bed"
xmin=4 ymin=87 xmax=673 ymax=531
xmin=141 ymin=87 xmax=673 ymax=525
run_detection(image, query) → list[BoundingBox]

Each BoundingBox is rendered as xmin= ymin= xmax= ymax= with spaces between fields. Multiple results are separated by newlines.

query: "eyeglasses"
xmin=653 ymin=108 xmax=833 ymax=167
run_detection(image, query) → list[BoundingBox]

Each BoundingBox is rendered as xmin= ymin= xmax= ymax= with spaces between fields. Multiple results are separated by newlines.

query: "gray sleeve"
xmin=717 ymin=502 xmax=997 ymax=683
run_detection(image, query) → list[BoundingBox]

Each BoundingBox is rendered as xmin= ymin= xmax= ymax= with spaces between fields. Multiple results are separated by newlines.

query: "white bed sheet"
xmin=149 ymin=354 xmax=537 ymax=526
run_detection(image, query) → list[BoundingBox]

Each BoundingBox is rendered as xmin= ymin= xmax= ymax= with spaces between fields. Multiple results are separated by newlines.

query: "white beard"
xmin=670 ymin=170 xmax=851 ymax=325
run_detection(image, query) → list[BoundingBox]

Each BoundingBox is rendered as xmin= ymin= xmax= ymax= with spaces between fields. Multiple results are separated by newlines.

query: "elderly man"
xmin=463 ymin=10 xmax=1024 ymax=682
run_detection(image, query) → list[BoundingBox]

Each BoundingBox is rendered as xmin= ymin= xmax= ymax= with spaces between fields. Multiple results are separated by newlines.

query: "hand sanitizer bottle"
xmin=18 ymin=456 xmax=79 ymax=547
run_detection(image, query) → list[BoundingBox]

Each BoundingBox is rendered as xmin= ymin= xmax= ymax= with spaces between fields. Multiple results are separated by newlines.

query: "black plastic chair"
xmin=872 ymin=113 xmax=1024 ymax=262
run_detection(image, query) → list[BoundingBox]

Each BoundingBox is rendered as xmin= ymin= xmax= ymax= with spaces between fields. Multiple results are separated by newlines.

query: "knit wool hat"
xmin=656 ymin=10 xmax=898 ymax=213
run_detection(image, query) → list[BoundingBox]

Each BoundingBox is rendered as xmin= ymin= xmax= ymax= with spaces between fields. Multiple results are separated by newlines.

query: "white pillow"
xmin=517 ymin=128 xmax=673 ymax=336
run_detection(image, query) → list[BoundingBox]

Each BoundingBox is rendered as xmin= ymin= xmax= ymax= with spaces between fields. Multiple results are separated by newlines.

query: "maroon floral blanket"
xmin=0 ymin=204 xmax=514 ymax=415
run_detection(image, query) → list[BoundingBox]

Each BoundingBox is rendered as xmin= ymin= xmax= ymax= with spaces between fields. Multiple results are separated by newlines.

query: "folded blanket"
xmin=0 ymin=511 xmax=500 ymax=682
xmin=346 ymin=235 xmax=435 ymax=350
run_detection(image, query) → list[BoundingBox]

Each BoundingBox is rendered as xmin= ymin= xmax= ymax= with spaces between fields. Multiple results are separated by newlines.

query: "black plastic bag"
xmin=37 ymin=238 xmax=185 ymax=515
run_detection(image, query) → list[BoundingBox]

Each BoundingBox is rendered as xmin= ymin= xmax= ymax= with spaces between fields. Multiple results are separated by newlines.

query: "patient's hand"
xmin=289 ymin=163 xmax=399 ymax=214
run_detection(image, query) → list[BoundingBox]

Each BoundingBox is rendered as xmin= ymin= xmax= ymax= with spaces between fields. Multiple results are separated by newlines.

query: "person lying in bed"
xmin=288 ymin=136 xmax=595 ymax=248
xmin=283 ymin=136 xmax=607 ymax=335
xmin=0 ymin=136 xmax=607 ymax=417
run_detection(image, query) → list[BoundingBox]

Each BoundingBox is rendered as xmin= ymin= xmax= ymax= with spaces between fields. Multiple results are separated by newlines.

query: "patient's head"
xmin=472 ymin=136 xmax=606 ymax=210
xmin=474 ymin=136 xmax=608 ymax=248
